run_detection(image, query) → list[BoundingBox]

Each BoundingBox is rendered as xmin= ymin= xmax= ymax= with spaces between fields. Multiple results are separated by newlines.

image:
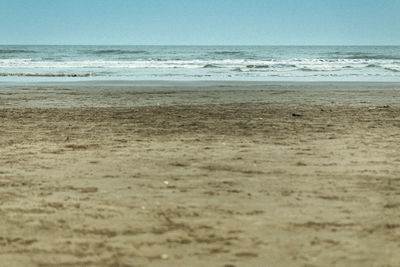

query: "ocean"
xmin=0 ymin=45 xmax=400 ymax=81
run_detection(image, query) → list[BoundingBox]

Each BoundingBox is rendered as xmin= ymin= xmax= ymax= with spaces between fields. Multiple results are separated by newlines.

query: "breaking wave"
xmin=246 ymin=64 xmax=269 ymax=69
xmin=384 ymin=67 xmax=400 ymax=72
xmin=202 ymin=64 xmax=219 ymax=68
xmin=1 ymin=46 xmax=400 ymax=80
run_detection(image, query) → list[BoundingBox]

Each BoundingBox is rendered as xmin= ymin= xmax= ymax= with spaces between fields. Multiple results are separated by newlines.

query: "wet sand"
xmin=0 ymin=82 xmax=400 ymax=266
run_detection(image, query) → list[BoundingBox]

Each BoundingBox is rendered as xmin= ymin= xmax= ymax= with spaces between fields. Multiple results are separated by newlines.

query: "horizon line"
xmin=1 ymin=44 xmax=400 ymax=46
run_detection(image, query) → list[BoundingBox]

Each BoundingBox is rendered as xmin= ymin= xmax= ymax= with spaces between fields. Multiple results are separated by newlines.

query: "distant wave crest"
xmin=0 ymin=72 xmax=98 ymax=77
xmin=212 ymin=51 xmax=243 ymax=55
xmin=329 ymin=52 xmax=400 ymax=60
xmin=0 ymin=49 xmax=36 ymax=54
xmin=347 ymin=54 xmax=400 ymax=60
xmin=92 ymin=49 xmax=148 ymax=55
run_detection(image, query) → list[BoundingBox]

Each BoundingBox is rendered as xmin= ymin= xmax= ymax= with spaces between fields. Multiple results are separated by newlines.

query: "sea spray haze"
xmin=1 ymin=45 xmax=400 ymax=81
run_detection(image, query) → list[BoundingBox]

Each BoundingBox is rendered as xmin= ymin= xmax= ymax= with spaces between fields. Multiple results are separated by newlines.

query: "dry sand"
xmin=0 ymin=82 xmax=400 ymax=266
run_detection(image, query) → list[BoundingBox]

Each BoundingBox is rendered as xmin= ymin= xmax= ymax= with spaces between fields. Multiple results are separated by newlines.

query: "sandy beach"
xmin=0 ymin=81 xmax=400 ymax=267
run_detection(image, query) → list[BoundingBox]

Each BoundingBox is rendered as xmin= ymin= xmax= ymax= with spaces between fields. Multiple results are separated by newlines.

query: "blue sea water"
xmin=0 ymin=45 xmax=400 ymax=81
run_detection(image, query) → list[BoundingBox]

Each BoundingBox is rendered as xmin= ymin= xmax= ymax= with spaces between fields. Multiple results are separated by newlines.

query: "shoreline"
xmin=2 ymin=79 xmax=400 ymax=86
xmin=0 ymin=81 xmax=399 ymax=108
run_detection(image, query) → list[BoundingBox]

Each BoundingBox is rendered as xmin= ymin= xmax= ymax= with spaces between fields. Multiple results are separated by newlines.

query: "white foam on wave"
xmin=0 ymin=59 xmax=250 ymax=69
xmin=1 ymin=58 xmax=398 ymax=71
xmin=1 ymin=57 xmax=400 ymax=80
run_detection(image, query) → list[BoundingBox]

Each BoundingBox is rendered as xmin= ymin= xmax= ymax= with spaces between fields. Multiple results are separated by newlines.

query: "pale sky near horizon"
xmin=0 ymin=0 xmax=399 ymax=45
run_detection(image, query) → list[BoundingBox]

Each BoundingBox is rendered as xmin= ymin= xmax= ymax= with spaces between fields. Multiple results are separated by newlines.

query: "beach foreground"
xmin=0 ymin=82 xmax=400 ymax=266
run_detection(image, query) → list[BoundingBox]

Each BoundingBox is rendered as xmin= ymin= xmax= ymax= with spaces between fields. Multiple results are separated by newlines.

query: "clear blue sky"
xmin=0 ymin=0 xmax=399 ymax=45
